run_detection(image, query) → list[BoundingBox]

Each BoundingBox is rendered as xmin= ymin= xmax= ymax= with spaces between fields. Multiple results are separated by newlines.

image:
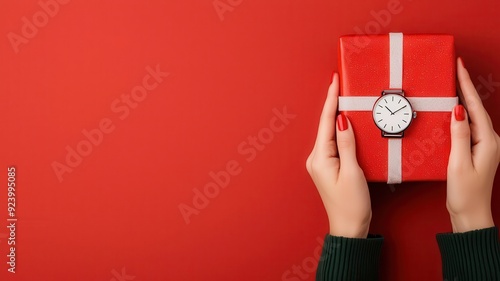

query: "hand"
xmin=306 ymin=73 xmax=371 ymax=238
xmin=447 ymin=57 xmax=500 ymax=233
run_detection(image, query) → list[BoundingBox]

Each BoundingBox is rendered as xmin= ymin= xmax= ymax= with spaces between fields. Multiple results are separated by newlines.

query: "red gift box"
xmin=338 ymin=33 xmax=457 ymax=183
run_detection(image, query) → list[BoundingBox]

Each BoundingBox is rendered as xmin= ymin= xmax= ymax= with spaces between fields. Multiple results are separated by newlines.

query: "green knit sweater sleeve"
xmin=436 ymin=227 xmax=500 ymax=280
xmin=316 ymin=234 xmax=384 ymax=281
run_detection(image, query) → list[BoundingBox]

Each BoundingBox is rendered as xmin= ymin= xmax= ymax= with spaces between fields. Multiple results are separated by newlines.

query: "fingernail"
xmin=337 ymin=113 xmax=348 ymax=131
xmin=458 ymin=57 xmax=466 ymax=69
xmin=455 ymin=105 xmax=466 ymax=121
xmin=331 ymin=71 xmax=337 ymax=83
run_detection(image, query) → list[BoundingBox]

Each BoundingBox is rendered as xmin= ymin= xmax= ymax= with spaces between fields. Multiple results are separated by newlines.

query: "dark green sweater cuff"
xmin=316 ymin=234 xmax=384 ymax=281
xmin=436 ymin=227 xmax=500 ymax=281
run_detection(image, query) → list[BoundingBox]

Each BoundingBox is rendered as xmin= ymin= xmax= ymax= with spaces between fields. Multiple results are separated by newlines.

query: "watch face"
xmin=372 ymin=94 xmax=413 ymax=134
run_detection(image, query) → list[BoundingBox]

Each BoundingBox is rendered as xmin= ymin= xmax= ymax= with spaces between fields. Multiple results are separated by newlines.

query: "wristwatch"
xmin=372 ymin=90 xmax=417 ymax=138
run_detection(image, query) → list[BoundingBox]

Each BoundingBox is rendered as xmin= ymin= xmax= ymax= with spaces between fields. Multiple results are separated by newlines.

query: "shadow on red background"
xmin=0 ymin=0 xmax=499 ymax=280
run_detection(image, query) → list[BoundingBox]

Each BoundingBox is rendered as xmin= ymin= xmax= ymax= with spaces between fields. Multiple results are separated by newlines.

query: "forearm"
xmin=316 ymin=234 xmax=384 ymax=281
xmin=436 ymin=227 xmax=500 ymax=280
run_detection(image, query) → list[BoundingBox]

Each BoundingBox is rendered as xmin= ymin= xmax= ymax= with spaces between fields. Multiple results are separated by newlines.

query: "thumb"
xmin=336 ymin=114 xmax=359 ymax=168
xmin=449 ymin=105 xmax=472 ymax=170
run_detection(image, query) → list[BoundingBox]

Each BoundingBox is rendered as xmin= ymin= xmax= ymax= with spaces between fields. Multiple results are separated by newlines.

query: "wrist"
xmin=450 ymin=212 xmax=494 ymax=233
xmin=329 ymin=221 xmax=370 ymax=239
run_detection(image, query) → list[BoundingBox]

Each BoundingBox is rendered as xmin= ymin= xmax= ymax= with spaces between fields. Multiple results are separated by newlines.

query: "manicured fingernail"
xmin=337 ymin=113 xmax=348 ymax=131
xmin=458 ymin=57 xmax=466 ymax=69
xmin=331 ymin=71 xmax=337 ymax=83
xmin=455 ymin=105 xmax=466 ymax=121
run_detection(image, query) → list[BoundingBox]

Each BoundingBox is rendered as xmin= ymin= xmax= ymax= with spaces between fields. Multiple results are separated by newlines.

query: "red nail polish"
xmin=331 ymin=71 xmax=337 ymax=83
xmin=455 ymin=105 xmax=466 ymax=121
xmin=458 ymin=57 xmax=466 ymax=69
xmin=337 ymin=114 xmax=348 ymax=131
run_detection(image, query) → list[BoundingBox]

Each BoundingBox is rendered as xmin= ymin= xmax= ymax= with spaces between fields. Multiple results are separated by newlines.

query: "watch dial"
xmin=372 ymin=94 xmax=413 ymax=134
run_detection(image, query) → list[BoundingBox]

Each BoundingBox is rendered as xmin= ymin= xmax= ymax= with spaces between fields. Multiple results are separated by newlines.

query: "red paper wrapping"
xmin=339 ymin=34 xmax=456 ymax=182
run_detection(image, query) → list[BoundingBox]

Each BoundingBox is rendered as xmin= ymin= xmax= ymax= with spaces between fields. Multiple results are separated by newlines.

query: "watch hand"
xmin=384 ymin=106 xmax=394 ymax=115
xmin=392 ymin=105 xmax=408 ymax=114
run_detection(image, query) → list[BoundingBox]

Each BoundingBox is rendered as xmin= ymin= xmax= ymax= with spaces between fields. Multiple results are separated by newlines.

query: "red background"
xmin=0 ymin=0 xmax=499 ymax=280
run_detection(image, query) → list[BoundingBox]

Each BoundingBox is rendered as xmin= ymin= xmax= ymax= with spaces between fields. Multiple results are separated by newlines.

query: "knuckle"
xmin=497 ymin=136 xmax=500 ymax=161
xmin=466 ymin=97 xmax=483 ymax=111
xmin=307 ymin=155 xmax=324 ymax=175
xmin=491 ymin=142 xmax=500 ymax=161
xmin=447 ymin=161 xmax=467 ymax=174
xmin=336 ymin=137 xmax=354 ymax=150
xmin=451 ymin=123 xmax=470 ymax=139
xmin=309 ymin=160 xmax=320 ymax=175
xmin=306 ymin=155 xmax=313 ymax=174
xmin=484 ymin=135 xmax=498 ymax=153
xmin=341 ymin=165 xmax=363 ymax=179
xmin=447 ymin=155 xmax=471 ymax=173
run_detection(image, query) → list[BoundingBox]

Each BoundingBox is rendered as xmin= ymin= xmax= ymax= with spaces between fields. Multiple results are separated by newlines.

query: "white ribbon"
xmin=388 ymin=33 xmax=403 ymax=184
xmin=338 ymin=33 xmax=457 ymax=184
xmin=338 ymin=96 xmax=458 ymax=112
xmin=388 ymin=138 xmax=402 ymax=184
xmin=389 ymin=33 xmax=403 ymax=89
